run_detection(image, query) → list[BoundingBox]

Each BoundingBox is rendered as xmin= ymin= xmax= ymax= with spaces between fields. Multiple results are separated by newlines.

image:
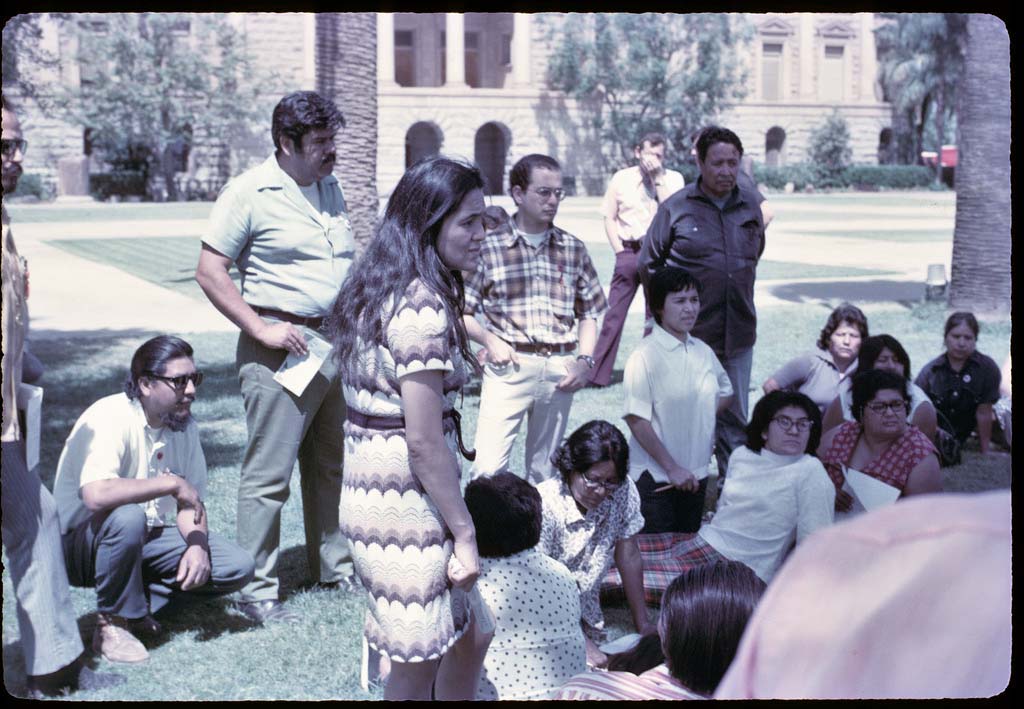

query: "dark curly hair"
xmin=746 ymin=390 xmax=822 ymax=454
xmin=327 ymin=157 xmax=484 ymax=377
xmin=850 ymin=369 xmax=909 ymax=424
xmin=271 ymin=91 xmax=345 ymax=153
xmin=550 ymin=420 xmax=629 ymax=487
xmin=816 ymin=302 xmax=869 ymax=351
xmin=464 ymin=472 xmax=542 ymax=558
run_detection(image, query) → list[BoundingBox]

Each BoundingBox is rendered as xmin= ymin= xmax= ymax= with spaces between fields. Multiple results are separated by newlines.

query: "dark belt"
xmin=511 ymin=342 xmax=575 ymax=356
xmin=254 ymin=306 xmax=324 ymax=330
xmin=620 ymin=239 xmax=643 ymax=252
xmin=346 ymin=409 xmax=476 ymax=462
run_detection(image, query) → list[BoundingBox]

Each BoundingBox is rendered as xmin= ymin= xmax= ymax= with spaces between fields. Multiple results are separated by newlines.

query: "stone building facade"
xmin=6 ymin=11 xmax=891 ymax=198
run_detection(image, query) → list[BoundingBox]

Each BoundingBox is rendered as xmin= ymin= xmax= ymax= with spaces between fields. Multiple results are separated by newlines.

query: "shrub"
xmin=90 ymin=170 xmax=147 ymax=201
xmin=9 ymin=172 xmax=55 ymax=201
xmin=752 ymin=164 xmax=817 ymax=191
xmin=807 ymin=111 xmax=853 ymax=188
xmin=844 ymin=165 xmax=935 ymax=190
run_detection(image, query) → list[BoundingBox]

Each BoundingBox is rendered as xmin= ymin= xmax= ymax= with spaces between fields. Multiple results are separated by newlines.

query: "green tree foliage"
xmin=2 ymin=13 xmax=66 ymax=100
xmin=55 ymin=13 xmax=280 ymax=195
xmin=545 ymin=13 xmax=752 ymax=173
xmin=874 ymin=13 xmax=966 ymax=182
xmin=806 ymin=111 xmax=852 ymax=188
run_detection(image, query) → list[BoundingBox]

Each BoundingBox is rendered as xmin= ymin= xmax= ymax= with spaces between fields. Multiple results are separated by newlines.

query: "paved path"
xmin=11 ymin=193 xmax=955 ymax=338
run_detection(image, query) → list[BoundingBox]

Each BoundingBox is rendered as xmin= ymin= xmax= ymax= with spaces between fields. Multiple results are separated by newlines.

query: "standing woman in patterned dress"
xmin=327 ymin=157 xmax=489 ymax=700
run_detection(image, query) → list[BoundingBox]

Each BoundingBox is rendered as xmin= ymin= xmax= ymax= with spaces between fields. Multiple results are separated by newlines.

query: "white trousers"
xmin=470 ymin=354 xmax=576 ymax=483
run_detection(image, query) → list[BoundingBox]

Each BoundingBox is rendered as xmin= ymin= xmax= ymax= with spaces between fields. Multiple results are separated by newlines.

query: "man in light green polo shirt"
xmin=196 ymin=91 xmax=355 ymax=624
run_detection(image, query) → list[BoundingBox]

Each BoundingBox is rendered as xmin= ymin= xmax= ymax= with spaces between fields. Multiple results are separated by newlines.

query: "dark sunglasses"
xmin=1 ymin=138 xmax=28 ymax=158
xmin=145 ymin=371 xmax=204 ymax=391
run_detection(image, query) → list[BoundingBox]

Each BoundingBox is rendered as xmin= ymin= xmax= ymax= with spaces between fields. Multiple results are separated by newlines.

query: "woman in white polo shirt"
xmin=622 ymin=267 xmax=733 ymax=533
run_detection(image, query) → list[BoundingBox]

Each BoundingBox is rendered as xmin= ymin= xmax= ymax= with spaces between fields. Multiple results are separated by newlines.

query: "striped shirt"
xmin=464 ymin=216 xmax=607 ymax=347
xmin=554 ymin=664 xmax=705 ymax=700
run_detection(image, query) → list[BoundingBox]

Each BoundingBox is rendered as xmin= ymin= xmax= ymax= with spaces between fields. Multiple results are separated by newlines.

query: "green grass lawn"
xmin=777 ymin=228 xmax=952 ymax=242
xmin=5 ymin=189 xmax=1010 ymax=700
xmin=45 ymin=235 xmax=895 ymax=307
xmin=4 ymin=298 xmax=1010 ymax=700
xmin=7 ymin=202 xmax=214 ymax=223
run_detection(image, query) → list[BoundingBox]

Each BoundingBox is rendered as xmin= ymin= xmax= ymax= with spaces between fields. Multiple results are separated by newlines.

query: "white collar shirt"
xmin=623 ymin=324 xmax=733 ymax=482
xmin=202 ymin=154 xmax=355 ymax=317
xmin=53 ymin=394 xmax=208 ymax=535
xmin=601 ymin=165 xmax=685 ymax=240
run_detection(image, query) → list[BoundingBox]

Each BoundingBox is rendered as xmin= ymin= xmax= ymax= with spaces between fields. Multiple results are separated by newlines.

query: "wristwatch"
xmin=577 ymin=354 xmax=595 ymax=369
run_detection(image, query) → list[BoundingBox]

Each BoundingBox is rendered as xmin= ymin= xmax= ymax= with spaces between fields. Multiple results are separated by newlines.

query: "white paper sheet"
xmin=17 ymin=383 xmax=43 ymax=470
xmin=272 ymin=331 xmax=333 ymax=396
xmin=599 ymin=632 xmax=643 ymax=655
xmin=836 ymin=466 xmax=901 ymax=520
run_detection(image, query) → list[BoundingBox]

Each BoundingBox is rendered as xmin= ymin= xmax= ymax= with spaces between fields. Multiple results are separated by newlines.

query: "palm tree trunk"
xmin=948 ymin=13 xmax=1011 ymax=313
xmin=316 ymin=13 xmax=379 ymax=254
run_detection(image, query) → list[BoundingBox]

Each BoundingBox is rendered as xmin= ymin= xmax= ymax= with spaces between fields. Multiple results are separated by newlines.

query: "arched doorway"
xmin=474 ymin=122 xmax=510 ymax=196
xmin=765 ymin=126 xmax=787 ymax=167
xmin=405 ymin=122 xmax=443 ymax=168
xmin=877 ymin=127 xmax=894 ymax=165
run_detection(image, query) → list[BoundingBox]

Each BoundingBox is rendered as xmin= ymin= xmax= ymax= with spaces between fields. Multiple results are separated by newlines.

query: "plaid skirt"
xmin=600 ymin=532 xmax=727 ymax=607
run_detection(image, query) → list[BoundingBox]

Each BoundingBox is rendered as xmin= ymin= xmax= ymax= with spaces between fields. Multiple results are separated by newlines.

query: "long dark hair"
xmin=327 ymin=157 xmax=484 ymax=376
xmin=659 ymin=560 xmax=766 ymax=696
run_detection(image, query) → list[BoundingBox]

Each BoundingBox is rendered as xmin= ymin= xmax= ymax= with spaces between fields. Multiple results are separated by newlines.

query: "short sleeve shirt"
xmin=623 ymin=326 xmax=732 ymax=482
xmin=52 ymin=394 xmax=208 ymax=535
xmin=537 ymin=477 xmax=645 ymax=635
xmin=554 ymin=664 xmax=705 ymax=700
xmin=772 ymin=349 xmax=857 ymax=414
xmin=601 ymin=166 xmax=685 ymax=240
xmin=475 ymin=549 xmax=588 ymax=700
xmin=915 ymin=351 xmax=1001 ymax=442
xmin=202 ymin=154 xmax=355 ymax=317
xmin=464 ymin=220 xmax=607 ymax=346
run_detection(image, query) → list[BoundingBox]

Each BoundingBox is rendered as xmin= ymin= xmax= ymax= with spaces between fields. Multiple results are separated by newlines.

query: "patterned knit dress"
xmin=339 ymin=279 xmax=470 ymax=662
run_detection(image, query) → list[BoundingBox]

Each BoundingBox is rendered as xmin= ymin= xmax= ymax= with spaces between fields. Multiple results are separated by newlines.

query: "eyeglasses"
xmin=1 ymin=138 xmax=28 ymax=158
xmin=865 ymin=400 xmax=908 ymax=415
xmin=530 ymin=187 xmax=565 ymax=201
xmin=145 ymin=371 xmax=204 ymax=391
xmin=578 ymin=469 xmax=621 ymax=493
xmin=771 ymin=415 xmax=814 ymax=432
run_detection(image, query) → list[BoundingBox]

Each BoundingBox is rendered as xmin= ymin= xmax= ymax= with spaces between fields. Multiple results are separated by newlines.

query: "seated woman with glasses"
xmin=818 ymin=369 xmax=942 ymax=516
xmin=602 ymin=391 xmax=835 ymax=605
xmin=821 ymin=334 xmax=937 ymax=440
xmin=536 ymin=420 xmax=652 ymax=668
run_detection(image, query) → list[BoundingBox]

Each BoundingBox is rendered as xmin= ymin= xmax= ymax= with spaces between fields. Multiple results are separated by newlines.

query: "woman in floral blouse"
xmin=536 ymin=420 xmax=653 ymax=667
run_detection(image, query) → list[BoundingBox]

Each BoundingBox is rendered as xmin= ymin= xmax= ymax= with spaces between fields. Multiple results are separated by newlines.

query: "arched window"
xmin=405 ymin=122 xmax=443 ymax=168
xmin=765 ymin=126 xmax=787 ymax=167
xmin=474 ymin=122 xmax=510 ymax=196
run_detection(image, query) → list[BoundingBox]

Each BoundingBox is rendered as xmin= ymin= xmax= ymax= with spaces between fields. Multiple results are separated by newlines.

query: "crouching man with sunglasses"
xmin=52 ymin=336 xmax=255 ymax=664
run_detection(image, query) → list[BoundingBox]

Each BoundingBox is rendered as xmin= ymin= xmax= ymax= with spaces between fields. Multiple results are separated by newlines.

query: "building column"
xmin=303 ymin=13 xmax=316 ymax=90
xmin=859 ymin=13 xmax=878 ymax=102
xmin=512 ymin=13 xmax=532 ymax=87
xmin=377 ymin=12 xmax=396 ymax=86
xmin=799 ymin=13 xmax=815 ymax=100
xmin=445 ymin=12 xmax=467 ymax=87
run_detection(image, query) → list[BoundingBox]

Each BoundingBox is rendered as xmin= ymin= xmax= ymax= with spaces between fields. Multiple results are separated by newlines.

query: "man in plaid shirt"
xmin=465 ymin=154 xmax=607 ymax=482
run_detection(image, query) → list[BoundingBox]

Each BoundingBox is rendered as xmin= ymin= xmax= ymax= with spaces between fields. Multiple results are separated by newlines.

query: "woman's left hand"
xmin=447 ymin=537 xmax=480 ymax=591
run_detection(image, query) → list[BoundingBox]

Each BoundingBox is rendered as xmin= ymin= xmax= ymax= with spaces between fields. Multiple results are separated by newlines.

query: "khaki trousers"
xmin=235 ymin=328 xmax=352 ymax=602
xmin=470 ymin=353 xmax=576 ymax=483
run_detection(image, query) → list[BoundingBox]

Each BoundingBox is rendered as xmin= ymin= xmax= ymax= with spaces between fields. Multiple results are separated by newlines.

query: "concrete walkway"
xmin=11 ymin=193 xmax=954 ymax=338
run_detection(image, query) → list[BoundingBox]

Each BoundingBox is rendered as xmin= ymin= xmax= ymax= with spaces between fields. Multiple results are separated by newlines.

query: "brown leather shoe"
xmin=92 ymin=613 xmax=149 ymax=664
